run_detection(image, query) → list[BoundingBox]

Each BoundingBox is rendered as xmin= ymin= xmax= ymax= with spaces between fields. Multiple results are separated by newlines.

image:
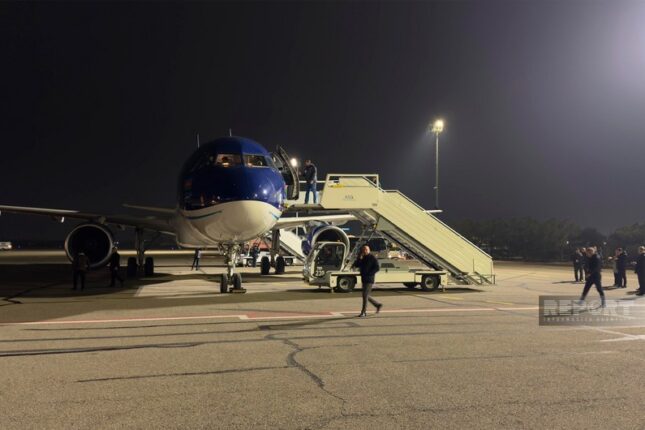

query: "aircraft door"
xmin=272 ymin=146 xmax=300 ymax=200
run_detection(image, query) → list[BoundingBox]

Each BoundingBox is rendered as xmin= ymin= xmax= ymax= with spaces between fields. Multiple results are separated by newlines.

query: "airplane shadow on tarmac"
xmin=0 ymin=263 xmax=483 ymax=323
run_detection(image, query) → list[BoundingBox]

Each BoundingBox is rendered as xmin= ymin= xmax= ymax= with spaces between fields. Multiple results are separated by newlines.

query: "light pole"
xmin=430 ymin=119 xmax=444 ymax=209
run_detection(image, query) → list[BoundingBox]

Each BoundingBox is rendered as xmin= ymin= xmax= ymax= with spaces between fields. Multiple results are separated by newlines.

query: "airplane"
xmin=0 ymin=136 xmax=353 ymax=293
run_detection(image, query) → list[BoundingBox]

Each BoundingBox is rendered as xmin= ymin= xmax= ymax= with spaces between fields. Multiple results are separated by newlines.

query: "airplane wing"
xmin=0 ymin=205 xmax=175 ymax=234
xmin=274 ymin=214 xmax=355 ymax=230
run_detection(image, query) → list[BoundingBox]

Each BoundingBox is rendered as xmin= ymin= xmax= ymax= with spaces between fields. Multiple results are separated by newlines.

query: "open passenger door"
xmin=272 ymin=146 xmax=300 ymax=200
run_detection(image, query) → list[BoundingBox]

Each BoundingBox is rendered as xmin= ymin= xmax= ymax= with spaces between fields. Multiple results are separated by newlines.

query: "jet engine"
xmin=301 ymin=225 xmax=350 ymax=256
xmin=64 ymin=223 xmax=114 ymax=268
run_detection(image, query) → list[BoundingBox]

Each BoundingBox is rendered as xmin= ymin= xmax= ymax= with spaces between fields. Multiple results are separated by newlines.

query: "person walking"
xmin=109 ymin=246 xmax=124 ymax=287
xmin=302 ymin=159 xmax=317 ymax=204
xmin=352 ymin=245 xmax=382 ymax=317
xmin=571 ymin=248 xmax=583 ymax=282
xmin=635 ymin=246 xmax=645 ymax=296
xmin=578 ymin=247 xmax=605 ymax=307
xmin=191 ymin=249 xmax=202 ymax=270
xmin=72 ymin=252 xmax=90 ymax=291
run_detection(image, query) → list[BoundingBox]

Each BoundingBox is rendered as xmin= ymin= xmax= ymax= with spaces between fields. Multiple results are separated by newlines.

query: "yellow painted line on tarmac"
xmin=439 ymin=296 xmax=464 ymax=300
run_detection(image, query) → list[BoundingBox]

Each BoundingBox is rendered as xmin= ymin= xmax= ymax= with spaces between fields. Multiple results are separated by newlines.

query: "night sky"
xmin=1 ymin=1 xmax=644 ymax=240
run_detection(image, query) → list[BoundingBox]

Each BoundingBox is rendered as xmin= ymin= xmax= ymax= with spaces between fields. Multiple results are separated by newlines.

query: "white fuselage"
xmin=174 ymin=200 xmax=282 ymax=248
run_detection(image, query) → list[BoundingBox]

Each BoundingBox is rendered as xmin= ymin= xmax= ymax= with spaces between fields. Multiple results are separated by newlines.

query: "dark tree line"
xmin=452 ymin=218 xmax=645 ymax=262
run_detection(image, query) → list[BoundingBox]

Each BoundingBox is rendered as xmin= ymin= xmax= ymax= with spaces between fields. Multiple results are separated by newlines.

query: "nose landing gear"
xmin=220 ymin=244 xmax=246 ymax=294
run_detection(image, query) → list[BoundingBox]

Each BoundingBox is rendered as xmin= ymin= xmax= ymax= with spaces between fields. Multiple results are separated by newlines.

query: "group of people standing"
xmin=571 ymin=245 xmax=645 ymax=306
xmin=71 ymin=246 xmax=124 ymax=291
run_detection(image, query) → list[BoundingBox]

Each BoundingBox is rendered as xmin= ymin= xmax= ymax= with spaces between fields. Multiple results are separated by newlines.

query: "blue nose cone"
xmin=178 ymin=137 xmax=286 ymax=211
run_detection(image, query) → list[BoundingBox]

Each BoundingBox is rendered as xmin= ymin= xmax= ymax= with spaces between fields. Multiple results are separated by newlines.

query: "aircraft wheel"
xmin=275 ymin=256 xmax=286 ymax=274
xmin=260 ymin=256 xmax=271 ymax=275
xmin=220 ymin=274 xmax=229 ymax=294
xmin=127 ymin=257 xmax=138 ymax=278
xmin=336 ymin=276 xmax=356 ymax=293
xmin=403 ymin=282 xmax=418 ymax=289
xmin=420 ymin=275 xmax=439 ymax=291
xmin=232 ymin=273 xmax=243 ymax=290
xmin=144 ymin=257 xmax=155 ymax=276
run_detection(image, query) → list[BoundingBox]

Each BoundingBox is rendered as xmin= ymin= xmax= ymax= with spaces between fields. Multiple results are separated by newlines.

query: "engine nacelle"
xmin=301 ymin=225 xmax=350 ymax=256
xmin=64 ymin=223 xmax=114 ymax=269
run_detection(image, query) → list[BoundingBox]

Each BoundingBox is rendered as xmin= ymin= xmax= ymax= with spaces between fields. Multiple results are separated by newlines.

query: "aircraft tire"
xmin=127 ymin=257 xmax=138 ymax=278
xmin=260 ymin=257 xmax=271 ymax=275
xmin=275 ymin=256 xmax=286 ymax=274
xmin=220 ymin=274 xmax=229 ymax=294
xmin=144 ymin=257 xmax=154 ymax=276
xmin=232 ymin=273 xmax=243 ymax=290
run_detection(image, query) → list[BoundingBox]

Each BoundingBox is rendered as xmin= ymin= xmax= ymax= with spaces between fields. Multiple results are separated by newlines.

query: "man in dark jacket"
xmin=72 ymin=252 xmax=90 ymax=291
xmin=109 ymin=246 xmax=124 ymax=287
xmin=578 ymin=247 xmax=605 ymax=307
xmin=352 ymin=245 xmax=382 ymax=317
xmin=191 ymin=249 xmax=202 ymax=270
xmin=571 ymin=249 xmax=583 ymax=282
xmin=635 ymin=246 xmax=645 ymax=296
xmin=302 ymin=160 xmax=317 ymax=204
xmin=614 ymin=248 xmax=627 ymax=288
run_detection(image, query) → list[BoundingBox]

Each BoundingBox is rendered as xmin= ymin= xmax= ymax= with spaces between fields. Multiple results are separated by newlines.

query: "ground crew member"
xmin=571 ymin=248 xmax=583 ymax=282
xmin=352 ymin=245 xmax=382 ymax=317
xmin=578 ymin=247 xmax=605 ymax=307
xmin=72 ymin=252 xmax=90 ymax=291
xmin=635 ymin=246 xmax=645 ymax=296
xmin=250 ymin=244 xmax=259 ymax=267
xmin=303 ymin=159 xmax=317 ymax=204
xmin=191 ymin=249 xmax=202 ymax=270
xmin=109 ymin=246 xmax=124 ymax=287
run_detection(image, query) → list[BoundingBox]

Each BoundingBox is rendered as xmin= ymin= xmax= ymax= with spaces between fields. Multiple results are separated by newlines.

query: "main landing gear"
xmin=260 ymin=229 xmax=287 ymax=275
xmin=220 ymin=244 xmax=246 ymax=294
xmin=126 ymin=228 xmax=157 ymax=277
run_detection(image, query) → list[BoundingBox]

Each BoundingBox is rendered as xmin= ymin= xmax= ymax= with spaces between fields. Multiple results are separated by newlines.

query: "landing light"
xmin=290 ymin=158 xmax=298 ymax=168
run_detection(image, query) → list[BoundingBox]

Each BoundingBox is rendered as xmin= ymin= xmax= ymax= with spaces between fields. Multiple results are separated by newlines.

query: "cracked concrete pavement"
xmin=1 ymin=251 xmax=645 ymax=429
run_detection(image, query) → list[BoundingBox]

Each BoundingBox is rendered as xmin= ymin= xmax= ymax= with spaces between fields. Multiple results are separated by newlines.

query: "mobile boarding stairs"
xmin=286 ymin=174 xmax=495 ymax=286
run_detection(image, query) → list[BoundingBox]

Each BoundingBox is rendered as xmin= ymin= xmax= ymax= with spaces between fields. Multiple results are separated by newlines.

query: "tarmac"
xmin=1 ymin=251 xmax=645 ymax=429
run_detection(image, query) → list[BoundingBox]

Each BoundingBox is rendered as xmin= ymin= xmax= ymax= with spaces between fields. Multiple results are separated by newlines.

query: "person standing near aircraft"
xmin=613 ymin=248 xmax=627 ymax=289
xmin=191 ymin=249 xmax=202 ymax=270
xmin=578 ymin=247 xmax=605 ymax=307
xmin=250 ymin=244 xmax=259 ymax=267
xmin=352 ymin=245 xmax=382 ymax=317
xmin=303 ymin=159 xmax=317 ymax=204
xmin=581 ymin=247 xmax=590 ymax=279
xmin=571 ymin=248 xmax=583 ymax=282
xmin=109 ymin=246 xmax=124 ymax=287
xmin=72 ymin=252 xmax=90 ymax=291
xmin=635 ymin=246 xmax=645 ymax=296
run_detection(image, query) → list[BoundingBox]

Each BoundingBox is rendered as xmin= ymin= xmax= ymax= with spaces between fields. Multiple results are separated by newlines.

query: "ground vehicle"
xmin=0 ymin=241 xmax=12 ymax=250
xmin=238 ymin=251 xmax=295 ymax=267
xmin=303 ymin=241 xmax=447 ymax=292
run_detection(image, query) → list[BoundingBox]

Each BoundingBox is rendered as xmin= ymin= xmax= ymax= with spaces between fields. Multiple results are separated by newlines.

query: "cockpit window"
xmin=244 ymin=154 xmax=269 ymax=168
xmin=215 ymin=154 xmax=242 ymax=167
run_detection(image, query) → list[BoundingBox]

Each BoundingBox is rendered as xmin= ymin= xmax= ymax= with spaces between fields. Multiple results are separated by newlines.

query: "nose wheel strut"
xmin=220 ymin=244 xmax=246 ymax=294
